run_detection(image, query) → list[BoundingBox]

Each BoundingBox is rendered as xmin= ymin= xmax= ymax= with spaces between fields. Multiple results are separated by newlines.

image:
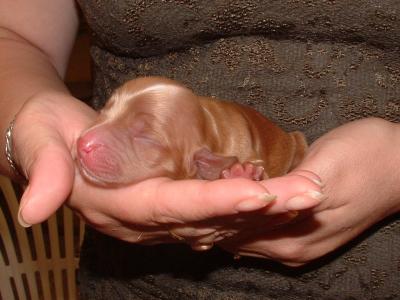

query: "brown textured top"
xmin=77 ymin=1 xmax=400 ymax=299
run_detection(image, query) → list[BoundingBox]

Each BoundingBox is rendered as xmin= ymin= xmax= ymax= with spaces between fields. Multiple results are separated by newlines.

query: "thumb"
xmin=17 ymin=141 xmax=74 ymax=227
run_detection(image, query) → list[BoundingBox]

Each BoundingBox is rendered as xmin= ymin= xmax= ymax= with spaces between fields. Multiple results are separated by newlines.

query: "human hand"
xmin=13 ymin=91 xmax=97 ymax=225
xmin=218 ymin=118 xmax=400 ymax=266
xmin=15 ymin=92 xmax=323 ymax=247
xmin=67 ymin=171 xmax=323 ymax=248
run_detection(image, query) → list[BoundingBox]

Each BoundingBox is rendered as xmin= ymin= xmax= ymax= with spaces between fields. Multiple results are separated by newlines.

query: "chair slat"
xmin=48 ymin=214 xmax=65 ymax=298
xmin=24 ymin=272 xmax=40 ymax=300
xmin=0 ymin=178 xmax=41 ymax=300
xmin=1 ymin=176 xmax=84 ymax=300
xmin=1 ymin=177 xmax=34 ymax=260
xmin=64 ymin=207 xmax=77 ymax=299
xmin=1 ymin=178 xmax=25 ymax=265
xmin=0 ymin=208 xmax=20 ymax=300
xmin=0 ymin=205 xmax=21 ymax=276
xmin=31 ymin=225 xmax=52 ymax=300
xmin=0 ymin=268 xmax=14 ymax=300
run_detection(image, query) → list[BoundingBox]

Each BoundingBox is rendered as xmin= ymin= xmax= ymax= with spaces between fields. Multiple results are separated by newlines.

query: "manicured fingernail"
xmin=285 ymin=191 xmax=326 ymax=211
xmin=236 ymin=193 xmax=276 ymax=212
xmin=306 ymin=190 xmax=327 ymax=201
xmin=17 ymin=208 xmax=32 ymax=228
xmin=311 ymin=178 xmax=325 ymax=187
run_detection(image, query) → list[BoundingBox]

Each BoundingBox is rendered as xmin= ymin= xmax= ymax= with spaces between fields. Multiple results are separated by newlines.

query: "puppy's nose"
xmin=77 ymin=136 xmax=102 ymax=155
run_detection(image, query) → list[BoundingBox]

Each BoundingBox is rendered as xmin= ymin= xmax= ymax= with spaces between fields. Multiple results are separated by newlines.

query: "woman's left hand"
xmin=218 ymin=117 xmax=400 ymax=266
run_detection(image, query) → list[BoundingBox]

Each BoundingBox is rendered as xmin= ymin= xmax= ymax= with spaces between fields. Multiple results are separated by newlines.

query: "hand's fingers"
xmin=221 ymin=208 xmax=352 ymax=265
xmin=72 ymin=171 xmax=324 ymax=229
xmin=151 ymin=178 xmax=275 ymax=222
xmin=71 ymin=177 xmax=274 ymax=226
xmin=170 ymin=211 xmax=300 ymax=249
xmin=123 ymin=174 xmax=324 ymax=223
xmin=259 ymin=173 xmax=326 ymax=214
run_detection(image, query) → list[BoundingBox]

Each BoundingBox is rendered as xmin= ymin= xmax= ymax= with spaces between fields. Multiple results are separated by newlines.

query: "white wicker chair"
xmin=0 ymin=175 xmax=85 ymax=300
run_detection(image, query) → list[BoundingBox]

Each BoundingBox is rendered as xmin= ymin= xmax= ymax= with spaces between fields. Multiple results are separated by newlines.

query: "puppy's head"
xmin=77 ymin=77 xmax=205 ymax=186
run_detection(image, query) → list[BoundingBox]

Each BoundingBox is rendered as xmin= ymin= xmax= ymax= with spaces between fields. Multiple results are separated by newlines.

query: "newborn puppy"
xmin=77 ymin=77 xmax=307 ymax=187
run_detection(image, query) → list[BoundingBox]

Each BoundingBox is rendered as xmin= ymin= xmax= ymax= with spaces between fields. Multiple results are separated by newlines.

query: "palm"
xmin=16 ymin=94 xmax=325 ymax=250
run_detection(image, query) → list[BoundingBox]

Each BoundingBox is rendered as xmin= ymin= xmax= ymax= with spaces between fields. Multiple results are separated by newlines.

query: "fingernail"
xmin=236 ymin=193 xmax=276 ymax=212
xmin=17 ymin=188 xmax=32 ymax=228
xmin=285 ymin=191 xmax=326 ymax=211
xmin=17 ymin=208 xmax=32 ymax=228
xmin=270 ymin=211 xmax=300 ymax=228
xmin=286 ymin=210 xmax=299 ymax=219
xmin=311 ymin=178 xmax=325 ymax=187
xmin=306 ymin=190 xmax=328 ymax=201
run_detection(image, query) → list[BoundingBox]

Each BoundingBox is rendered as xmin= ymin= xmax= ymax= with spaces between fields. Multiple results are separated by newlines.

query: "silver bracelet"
xmin=5 ymin=119 xmax=25 ymax=180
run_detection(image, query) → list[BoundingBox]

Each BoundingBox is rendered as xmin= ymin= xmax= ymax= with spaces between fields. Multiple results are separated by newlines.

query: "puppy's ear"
xmin=193 ymin=148 xmax=238 ymax=180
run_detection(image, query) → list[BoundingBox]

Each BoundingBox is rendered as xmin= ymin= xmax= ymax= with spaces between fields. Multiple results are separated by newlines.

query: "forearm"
xmin=0 ymin=28 xmax=73 ymax=178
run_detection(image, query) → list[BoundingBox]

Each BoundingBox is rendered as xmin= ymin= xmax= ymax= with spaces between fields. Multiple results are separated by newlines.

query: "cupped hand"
xmin=219 ymin=118 xmax=400 ymax=266
xmin=14 ymin=91 xmax=97 ymax=225
xmin=14 ymin=93 xmax=323 ymax=246
xmin=13 ymin=93 xmax=319 ymax=246
xmin=68 ymin=171 xmax=322 ymax=246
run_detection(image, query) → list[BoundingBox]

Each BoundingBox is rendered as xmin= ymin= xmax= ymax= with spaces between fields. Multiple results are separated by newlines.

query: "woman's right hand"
xmin=14 ymin=93 xmax=323 ymax=246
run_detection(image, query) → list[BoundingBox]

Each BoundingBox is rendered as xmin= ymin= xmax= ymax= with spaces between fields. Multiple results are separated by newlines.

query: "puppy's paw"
xmin=221 ymin=162 xmax=265 ymax=181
